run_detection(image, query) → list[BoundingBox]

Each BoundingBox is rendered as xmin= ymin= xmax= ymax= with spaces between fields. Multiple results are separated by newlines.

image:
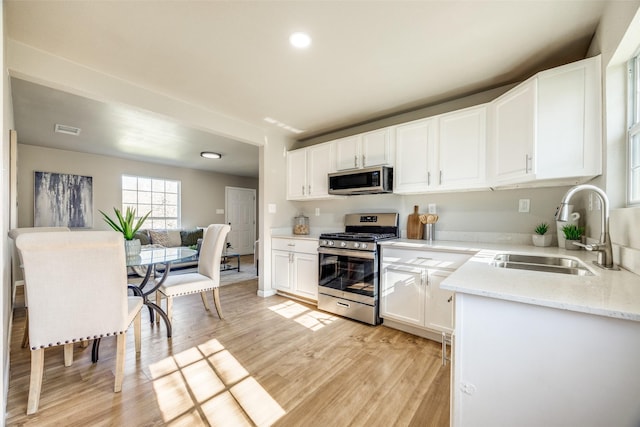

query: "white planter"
xmin=532 ymin=234 xmax=552 ymax=247
xmin=124 ymin=238 xmax=142 ymax=257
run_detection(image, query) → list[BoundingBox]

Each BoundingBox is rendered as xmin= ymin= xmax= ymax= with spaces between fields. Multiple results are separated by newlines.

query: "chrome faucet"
xmin=555 ymin=184 xmax=618 ymax=270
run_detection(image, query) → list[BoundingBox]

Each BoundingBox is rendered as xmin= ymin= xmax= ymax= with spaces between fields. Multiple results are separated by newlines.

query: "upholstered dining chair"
xmin=16 ymin=231 xmax=143 ymax=415
xmin=156 ymin=224 xmax=230 ymax=322
xmin=8 ymin=226 xmax=70 ymax=348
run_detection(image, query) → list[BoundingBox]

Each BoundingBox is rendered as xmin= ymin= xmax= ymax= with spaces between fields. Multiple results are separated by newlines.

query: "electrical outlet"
xmin=216 ymin=209 xmax=224 ymax=214
xmin=268 ymin=203 xmax=277 ymax=214
xmin=428 ymin=204 xmax=437 ymax=214
xmin=518 ymin=199 xmax=530 ymax=213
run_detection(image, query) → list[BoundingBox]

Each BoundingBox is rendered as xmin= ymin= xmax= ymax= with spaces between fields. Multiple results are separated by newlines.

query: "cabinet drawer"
xmin=382 ymin=247 xmax=474 ymax=270
xmin=272 ymin=237 xmax=318 ymax=254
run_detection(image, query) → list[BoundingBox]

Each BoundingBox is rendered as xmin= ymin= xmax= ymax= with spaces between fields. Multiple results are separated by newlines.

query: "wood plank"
xmin=7 ymin=256 xmax=449 ymax=425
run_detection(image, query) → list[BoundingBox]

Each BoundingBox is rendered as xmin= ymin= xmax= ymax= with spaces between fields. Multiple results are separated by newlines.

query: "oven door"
xmin=318 ymin=247 xmax=377 ymax=305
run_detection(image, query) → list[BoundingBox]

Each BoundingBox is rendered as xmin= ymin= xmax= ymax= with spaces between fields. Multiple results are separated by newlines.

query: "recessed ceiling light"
xmin=289 ymin=32 xmax=311 ymax=49
xmin=201 ymin=151 xmax=222 ymax=159
xmin=54 ymin=123 xmax=81 ymax=136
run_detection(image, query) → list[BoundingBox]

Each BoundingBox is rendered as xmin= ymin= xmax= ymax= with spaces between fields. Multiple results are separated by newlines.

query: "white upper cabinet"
xmin=395 ymin=105 xmax=488 ymax=194
xmin=437 ymin=105 xmax=488 ymax=190
xmin=287 ymin=142 xmax=336 ymax=200
xmin=335 ymin=128 xmax=393 ymax=170
xmin=490 ymin=55 xmax=602 ymax=186
xmin=394 ymin=118 xmax=437 ymax=193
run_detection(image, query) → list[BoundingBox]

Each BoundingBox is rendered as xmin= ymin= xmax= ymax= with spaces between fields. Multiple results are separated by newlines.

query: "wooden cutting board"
xmin=407 ymin=205 xmax=423 ymax=239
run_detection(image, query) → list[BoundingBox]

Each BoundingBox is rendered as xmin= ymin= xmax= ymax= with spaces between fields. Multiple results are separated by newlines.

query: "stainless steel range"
xmin=317 ymin=213 xmax=399 ymax=325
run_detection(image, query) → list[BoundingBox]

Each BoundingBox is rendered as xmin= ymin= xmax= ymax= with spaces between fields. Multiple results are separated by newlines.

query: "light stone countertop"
xmin=380 ymin=239 xmax=640 ymax=322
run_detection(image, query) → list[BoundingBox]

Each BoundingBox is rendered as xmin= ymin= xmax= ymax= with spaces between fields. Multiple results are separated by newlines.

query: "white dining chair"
xmin=156 ymin=224 xmax=230 ymax=322
xmin=16 ymin=230 xmax=143 ymax=415
xmin=8 ymin=226 xmax=70 ymax=348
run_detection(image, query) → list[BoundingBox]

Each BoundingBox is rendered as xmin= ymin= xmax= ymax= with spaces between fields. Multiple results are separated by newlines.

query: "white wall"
xmin=16 ymin=144 xmax=258 ymax=232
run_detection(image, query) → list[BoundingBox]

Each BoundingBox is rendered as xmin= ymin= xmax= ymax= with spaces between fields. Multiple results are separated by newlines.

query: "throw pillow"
xmin=134 ymin=230 xmax=150 ymax=245
xmin=149 ymin=230 xmax=171 ymax=247
xmin=166 ymin=230 xmax=182 ymax=247
xmin=180 ymin=228 xmax=204 ymax=247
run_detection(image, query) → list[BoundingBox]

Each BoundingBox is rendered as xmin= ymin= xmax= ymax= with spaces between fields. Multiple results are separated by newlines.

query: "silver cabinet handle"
xmin=354 ymin=155 xmax=358 ymax=168
xmin=439 ymin=170 xmax=443 ymax=185
xmin=362 ymin=154 xmax=366 ymax=167
xmin=427 ymin=171 xmax=431 ymax=186
xmin=525 ymin=154 xmax=532 ymax=174
xmin=302 ymin=185 xmax=305 ymax=195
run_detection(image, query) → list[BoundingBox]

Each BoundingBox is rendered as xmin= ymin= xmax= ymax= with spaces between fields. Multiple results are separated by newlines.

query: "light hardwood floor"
xmin=6 ymin=265 xmax=450 ymax=426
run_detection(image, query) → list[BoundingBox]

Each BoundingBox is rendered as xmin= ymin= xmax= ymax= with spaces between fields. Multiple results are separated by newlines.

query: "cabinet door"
xmin=293 ymin=252 xmax=318 ymax=299
xmin=307 ymin=142 xmax=334 ymax=198
xmin=394 ymin=118 xmax=436 ymax=193
xmin=491 ymin=79 xmax=536 ymax=183
xmin=272 ymin=250 xmax=292 ymax=292
xmin=362 ymin=128 xmax=391 ymax=167
xmin=287 ymin=149 xmax=308 ymax=200
xmin=380 ymin=263 xmax=425 ymax=326
xmin=335 ymin=135 xmax=361 ymax=170
xmin=425 ymin=270 xmax=454 ymax=333
xmin=536 ymin=56 xmax=601 ymax=179
xmin=438 ymin=105 xmax=487 ymax=190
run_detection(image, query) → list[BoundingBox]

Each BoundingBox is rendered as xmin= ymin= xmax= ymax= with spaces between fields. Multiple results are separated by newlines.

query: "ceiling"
xmin=5 ymin=1 xmax=609 ymax=178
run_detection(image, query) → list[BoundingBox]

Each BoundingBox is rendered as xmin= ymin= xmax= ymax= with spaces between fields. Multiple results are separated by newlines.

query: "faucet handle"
xmin=572 ymin=241 xmax=604 ymax=252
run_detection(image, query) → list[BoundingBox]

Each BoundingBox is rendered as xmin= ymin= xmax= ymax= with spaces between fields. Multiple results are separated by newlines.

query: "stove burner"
xmin=318 ymin=232 xmax=397 ymax=242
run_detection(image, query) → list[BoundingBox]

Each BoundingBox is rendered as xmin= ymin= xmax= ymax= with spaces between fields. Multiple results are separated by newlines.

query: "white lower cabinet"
xmin=380 ymin=246 xmax=473 ymax=335
xmin=271 ymin=237 xmax=318 ymax=300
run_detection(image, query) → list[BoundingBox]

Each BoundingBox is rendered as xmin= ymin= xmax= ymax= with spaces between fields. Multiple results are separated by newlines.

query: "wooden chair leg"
xmin=21 ymin=311 xmax=29 ymax=348
xmin=134 ymin=311 xmax=141 ymax=355
xmin=27 ymin=348 xmax=44 ymax=415
xmin=114 ymin=334 xmax=126 ymax=393
xmin=200 ymin=291 xmax=210 ymax=311
xmin=155 ymin=292 xmax=162 ymax=324
xmin=212 ymin=287 xmax=224 ymax=319
xmin=63 ymin=343 xmax=73 ymax=367
xmin=166 ymin=296 xmax=173 ymax=323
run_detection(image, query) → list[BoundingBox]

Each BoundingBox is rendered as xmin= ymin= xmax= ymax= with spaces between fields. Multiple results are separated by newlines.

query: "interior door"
xmin=225 ymin=186 xmax=256 ymax=255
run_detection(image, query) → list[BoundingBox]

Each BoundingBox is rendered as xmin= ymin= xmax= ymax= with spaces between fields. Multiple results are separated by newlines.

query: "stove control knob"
xmin=353 ymin=242 xmax=360 ymax=249
xmin=321 ymin=240 xmax=327 ymax=246
xmin=328 ymin=240 xmax=334 ymax=246
xmin=340 ymin=241 xmax=347 ymax=248
xmin=360 ymin=243 xmax=368 ymax=250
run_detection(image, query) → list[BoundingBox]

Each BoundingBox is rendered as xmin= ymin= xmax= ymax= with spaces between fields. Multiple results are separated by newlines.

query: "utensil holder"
xmin=424 ymin=223 xmax=434 ymax=243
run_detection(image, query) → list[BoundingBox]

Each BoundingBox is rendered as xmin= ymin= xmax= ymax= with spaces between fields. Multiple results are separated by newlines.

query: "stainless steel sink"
xmin=491 ymin=254 xmax=594 ymax=276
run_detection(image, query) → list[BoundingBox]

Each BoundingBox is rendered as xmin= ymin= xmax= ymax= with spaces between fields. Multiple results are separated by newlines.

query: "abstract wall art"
xmin=34 ymin=171 xmax=93 ymax=228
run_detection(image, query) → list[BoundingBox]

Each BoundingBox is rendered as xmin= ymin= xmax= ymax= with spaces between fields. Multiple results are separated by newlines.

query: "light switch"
xmin=268 ymin=203 xmax=277 ymax=214
xmin=518 ymin=199 xmax=530 ymax=213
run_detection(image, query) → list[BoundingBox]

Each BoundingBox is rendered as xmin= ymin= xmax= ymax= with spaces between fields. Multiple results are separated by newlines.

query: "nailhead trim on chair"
xmin=31 ymin=330 xmax=127 ymax=350
xmin=161 ymin=286 xmax=217 ymax=298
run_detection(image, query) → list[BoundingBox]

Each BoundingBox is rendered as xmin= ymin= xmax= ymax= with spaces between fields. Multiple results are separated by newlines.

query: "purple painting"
xmin=34 ymin=172 xmax=93 ymax=228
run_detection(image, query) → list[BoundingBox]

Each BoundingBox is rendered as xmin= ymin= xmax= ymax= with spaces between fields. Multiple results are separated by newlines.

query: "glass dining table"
xmin=91 ymin=246 xmax=197 ymax=362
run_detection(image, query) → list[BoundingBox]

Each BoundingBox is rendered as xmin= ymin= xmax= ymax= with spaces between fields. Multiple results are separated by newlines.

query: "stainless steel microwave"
xmin=328 ymin=166 xmax=393 ymax=195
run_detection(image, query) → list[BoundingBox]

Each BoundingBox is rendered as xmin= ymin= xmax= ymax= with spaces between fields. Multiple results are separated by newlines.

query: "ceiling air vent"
xmin=54 ymin=123 xmax=81 ymax=136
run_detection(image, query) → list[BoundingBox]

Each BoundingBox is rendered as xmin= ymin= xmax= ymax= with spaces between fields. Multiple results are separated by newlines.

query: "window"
xmin=122 ymin=175 xmax=181 ymax=229
xmin=629 ymin=53 xmax=640 ymax=205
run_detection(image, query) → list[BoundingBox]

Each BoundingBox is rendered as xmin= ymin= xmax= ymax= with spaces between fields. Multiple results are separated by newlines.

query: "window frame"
xmin=628 ymin=52 xmax=640 ymax=206
xmin=121 ymin=174 xmax=181 ymax=230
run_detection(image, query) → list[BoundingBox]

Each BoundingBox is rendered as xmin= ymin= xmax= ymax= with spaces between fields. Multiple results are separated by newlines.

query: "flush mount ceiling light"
xmin=289 ymin=32 xmax=311 ymax=49
xmin=54 ymin=123 xmax=81 ymax=136
xmin=200 ymin=151 xmax=222 ymax=159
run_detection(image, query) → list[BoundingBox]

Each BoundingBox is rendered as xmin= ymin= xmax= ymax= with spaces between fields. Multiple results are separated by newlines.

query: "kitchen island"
xmin=389 ymin=240 xmax=640 ymax=427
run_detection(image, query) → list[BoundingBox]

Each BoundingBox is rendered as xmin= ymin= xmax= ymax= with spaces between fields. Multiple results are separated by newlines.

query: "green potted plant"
xmin=561 ymin=224 xmax=584 ymax=250
xmin=532 ymin=223 xmax=552 ymax=247
xmin=99 ymin=207 xmax=151 ymax=257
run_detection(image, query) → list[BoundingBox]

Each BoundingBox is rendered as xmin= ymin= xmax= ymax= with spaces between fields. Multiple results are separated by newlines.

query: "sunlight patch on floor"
xmin=149 ymin=338 xmax=285 ymax=425
xmin=268 ymin=300 xmax=339 ymax=331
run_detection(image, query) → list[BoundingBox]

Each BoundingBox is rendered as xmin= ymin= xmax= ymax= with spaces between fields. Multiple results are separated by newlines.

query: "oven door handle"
xmin=318 ymin=247 xmax=375 ymax=259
